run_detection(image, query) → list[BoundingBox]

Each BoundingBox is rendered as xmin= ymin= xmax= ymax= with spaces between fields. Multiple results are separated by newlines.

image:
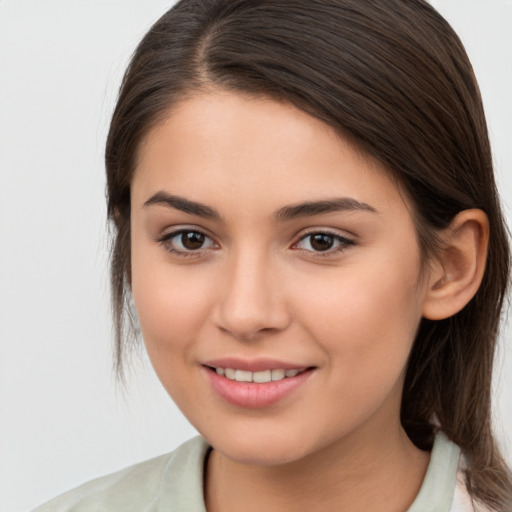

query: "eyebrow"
xmin=143 ymin=191 xmax=377 ymax=222
xmin=274 ymin=198 xmax=377 ymax=222
xmin=143 ymin=191 xmax=222 ymax=219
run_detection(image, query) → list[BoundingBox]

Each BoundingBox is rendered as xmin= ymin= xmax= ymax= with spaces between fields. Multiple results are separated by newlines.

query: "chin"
xmin=218 ymin=442 xmax=307 ymax=467
xmin=200 ymin=423 xmax=318 ymax=467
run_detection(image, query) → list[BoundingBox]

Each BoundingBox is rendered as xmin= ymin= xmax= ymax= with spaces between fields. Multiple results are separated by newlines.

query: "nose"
xmin=213 ymin=251 xmax=291 ymax=341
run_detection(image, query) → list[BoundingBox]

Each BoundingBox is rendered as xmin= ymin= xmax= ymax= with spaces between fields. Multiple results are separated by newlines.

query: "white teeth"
xmin=253 ymin=370 xmax=272 ymax=383
xmin=271 ymin=369 xmax=285 ymax=381
xmin=214 ymin=367 xmax=305 ymax=382
xmin=235 ymin=370 xmax=252 ymax=382
xmin=225 ymin=368 xmax=236 ymax=380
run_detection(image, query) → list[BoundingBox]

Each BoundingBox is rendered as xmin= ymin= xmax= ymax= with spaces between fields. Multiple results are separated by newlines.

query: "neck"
xmin=204 ymin=422 xmax=429 ymax=512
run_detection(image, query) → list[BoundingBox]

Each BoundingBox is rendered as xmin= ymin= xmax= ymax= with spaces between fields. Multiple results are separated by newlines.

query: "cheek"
xmin=133 ymin=273 xmax=204 ymax=335
xmin=130 ymin=240 xmax=213 ymax=363
xmin=291 ymin=252 xmax=425 ymax=375
xmin=130 ymin=260 xmax=217 ymax=408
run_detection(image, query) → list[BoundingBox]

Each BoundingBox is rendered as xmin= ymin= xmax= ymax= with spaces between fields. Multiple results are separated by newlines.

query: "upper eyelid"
xmin=294 ymin=227 xmax=356 ymax=241
xmin=156 ymin=228 xmax=217 ymax=249
xmin=157 ymin=225 xmax=215 ymax=241
xmin=294 ymin=232 xmax=354 ymax=245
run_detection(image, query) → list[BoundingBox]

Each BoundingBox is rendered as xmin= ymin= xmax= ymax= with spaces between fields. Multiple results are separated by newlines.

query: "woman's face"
xmin=130 ymin=91 xmax=432 ymax=465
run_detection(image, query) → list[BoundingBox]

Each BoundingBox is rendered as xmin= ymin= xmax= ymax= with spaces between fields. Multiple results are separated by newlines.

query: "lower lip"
xmin=203 ymin=367 xmax=314 ymax=409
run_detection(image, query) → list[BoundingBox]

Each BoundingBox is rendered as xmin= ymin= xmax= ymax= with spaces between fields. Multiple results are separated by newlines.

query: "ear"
xmin=422 ymin=209 xmax=489 ymax=320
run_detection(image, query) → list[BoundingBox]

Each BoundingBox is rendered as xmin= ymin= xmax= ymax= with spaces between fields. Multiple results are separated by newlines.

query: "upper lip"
xmin=203 ymin=357 xmax=311 ymax=372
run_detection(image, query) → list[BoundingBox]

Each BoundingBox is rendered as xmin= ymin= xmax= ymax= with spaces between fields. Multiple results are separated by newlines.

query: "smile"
xmin=213 ymin=367 xmax=306 ymax=383
xmin=204 ymin=364 xmax=315 ymax=408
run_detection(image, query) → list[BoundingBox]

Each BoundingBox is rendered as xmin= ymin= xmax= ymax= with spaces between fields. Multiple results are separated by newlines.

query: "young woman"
xmin=34 ymin=0 xmax=512 ymax=510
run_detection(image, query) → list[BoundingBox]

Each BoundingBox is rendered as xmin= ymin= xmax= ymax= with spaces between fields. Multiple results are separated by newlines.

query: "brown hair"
xmin=105 ymin=0 xmax=512 ymax=509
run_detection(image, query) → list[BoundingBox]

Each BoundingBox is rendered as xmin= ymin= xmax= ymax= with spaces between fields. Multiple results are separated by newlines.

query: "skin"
xmin=130 ymin=90 xmax=442 ymax=511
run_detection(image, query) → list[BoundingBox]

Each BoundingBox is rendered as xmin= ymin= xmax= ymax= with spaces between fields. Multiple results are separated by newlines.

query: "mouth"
xmin=202 ymin=361 xmax=315 ymax=409
xmin=206 ymin=366 xmax=309 ymax=383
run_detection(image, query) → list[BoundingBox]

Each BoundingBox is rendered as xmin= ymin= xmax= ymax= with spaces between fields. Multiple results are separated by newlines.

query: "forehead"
xmin=132 ymin=91 xmax=410 ymax=218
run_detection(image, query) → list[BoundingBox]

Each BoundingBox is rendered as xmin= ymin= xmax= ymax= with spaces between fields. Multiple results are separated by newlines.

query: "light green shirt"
xmin=33 ymin=432 xmax=474 ymax=512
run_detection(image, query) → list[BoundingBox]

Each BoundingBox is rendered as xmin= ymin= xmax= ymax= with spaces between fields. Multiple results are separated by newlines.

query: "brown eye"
xmin=159 ymin=229 xmax=217 ymax=255
xmin=310 ymin=234 xmax=334 ymax=251
xmin=181 ymin=231 xmax=205 ymax=250
xmin=294 ymin=231 xmax=354 ymax=255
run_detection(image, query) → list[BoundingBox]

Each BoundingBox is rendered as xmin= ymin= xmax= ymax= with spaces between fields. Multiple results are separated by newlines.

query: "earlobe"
xmin=422 ymin=209 xmax=489 ymax=321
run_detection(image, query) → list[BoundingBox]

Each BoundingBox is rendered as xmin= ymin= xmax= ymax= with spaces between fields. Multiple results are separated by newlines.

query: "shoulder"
xmin=32 ymin=436 xmax=210 ymax=512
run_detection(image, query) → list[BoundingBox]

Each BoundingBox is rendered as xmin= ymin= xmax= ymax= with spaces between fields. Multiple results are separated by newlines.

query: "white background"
xmin=0 ymin=1 xmax=511 ymax=511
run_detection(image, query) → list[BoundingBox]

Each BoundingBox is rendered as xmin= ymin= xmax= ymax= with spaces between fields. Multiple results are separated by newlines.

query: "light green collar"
xmin=407 ymin=431 xmax=461 ymax=512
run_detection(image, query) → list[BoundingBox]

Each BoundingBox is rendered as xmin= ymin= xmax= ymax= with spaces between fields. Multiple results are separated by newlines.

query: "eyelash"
xmin=292 ymin=230 xmax=355 ymax=257
xmin=156 ymin=229 xmax=355 ymax=258
xmin=157 ymin=229 xmax=218 ymax=258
